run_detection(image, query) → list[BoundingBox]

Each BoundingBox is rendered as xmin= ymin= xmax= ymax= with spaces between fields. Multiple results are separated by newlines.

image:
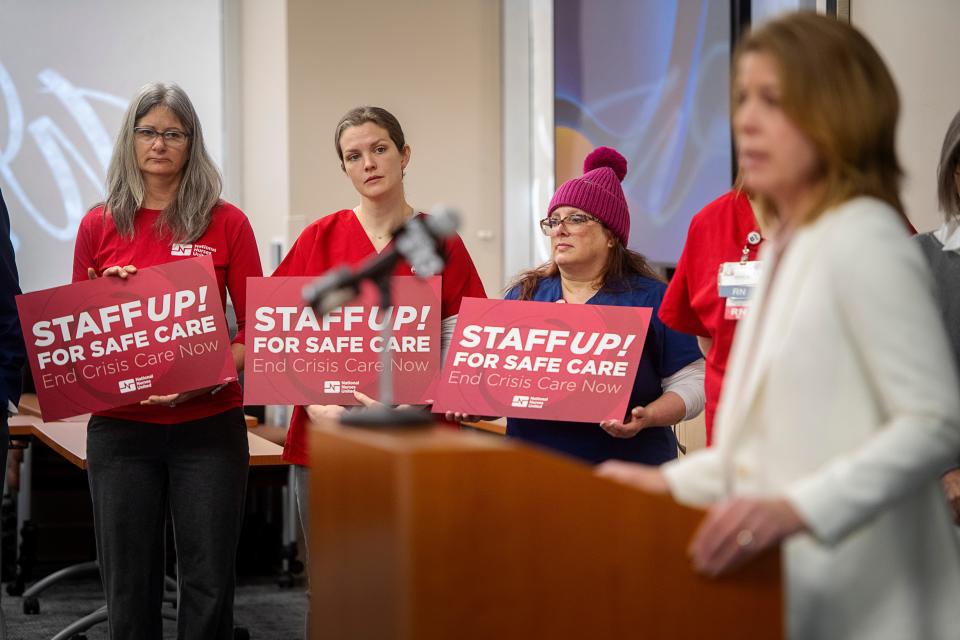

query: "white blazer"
xmin=663 ymin=197 xmax=960 ymax=640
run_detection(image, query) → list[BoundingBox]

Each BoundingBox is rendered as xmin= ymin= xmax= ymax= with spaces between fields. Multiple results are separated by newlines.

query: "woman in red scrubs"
xmin=272 ymin=104 xmax=486 ymax=539
xmin=658 ymin=188 xmax=762 ymax=445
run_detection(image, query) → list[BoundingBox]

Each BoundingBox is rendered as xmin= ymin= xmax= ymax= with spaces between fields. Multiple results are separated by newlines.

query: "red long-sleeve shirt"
xmin=72 ymin=202 xmax=263 ymax=423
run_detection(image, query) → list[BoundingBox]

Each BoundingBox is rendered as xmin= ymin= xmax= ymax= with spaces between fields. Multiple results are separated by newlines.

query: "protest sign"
xmin=433 ymin=298 xmax=650 ymax=422
xmin=17 ymin=255 xmax=236 ymax=420
xmin=244 ymin=276 xmax=440 ymax=405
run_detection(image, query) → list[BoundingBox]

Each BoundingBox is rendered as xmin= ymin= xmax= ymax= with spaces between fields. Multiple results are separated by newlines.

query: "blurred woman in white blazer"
xmin=597 ymin=12 xmax=960 ymax=640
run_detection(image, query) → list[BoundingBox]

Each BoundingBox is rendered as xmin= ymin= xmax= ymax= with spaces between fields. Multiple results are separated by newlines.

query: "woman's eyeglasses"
xmin=134 ymin=127 xmax=190 ymax=147
xmin=539 ymin=213 xmax=600 ymax=235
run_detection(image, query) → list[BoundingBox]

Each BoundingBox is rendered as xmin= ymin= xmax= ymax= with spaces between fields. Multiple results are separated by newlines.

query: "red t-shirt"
xmin=72 ymin=202 xmax=263 ymax=423
xmin=273 ymin=209 xmax=487 ymax=465
xmin=659 ymin=191 xmax=760 ymax=445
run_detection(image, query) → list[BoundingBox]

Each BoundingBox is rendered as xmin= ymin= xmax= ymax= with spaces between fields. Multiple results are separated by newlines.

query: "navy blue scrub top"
xmin=504 ymin=274 xmax=701 ymax=465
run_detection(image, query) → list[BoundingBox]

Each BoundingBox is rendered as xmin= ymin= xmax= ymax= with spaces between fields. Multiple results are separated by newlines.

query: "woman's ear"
xmin=604 ymin=228 xmax=616 ymax=248
xmin=401 ymin=144 xmax=411 ymax=171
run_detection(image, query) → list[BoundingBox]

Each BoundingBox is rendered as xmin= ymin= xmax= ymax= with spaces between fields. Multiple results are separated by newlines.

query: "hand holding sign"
xmin=433 ymin=299 xmax=651 ymax=423
xmin=600 ymin=405 xmax=652 ymax=438
xmin=88 ymin=265 xmax=138 ymax=280
xmin=244 ymin=276 xmax=441 ymax=406
xmin=85 ymin=263 xmax=203 ymax=407
xmin=443 ymin=410 xmax=493 ymax=424
xmin=17 ymin=255 xmax=236 ymax=420
xmin=140 ymin=384 xmax=220 ymax=407
xmin=304 ymin=403 xmax=346 ymax=424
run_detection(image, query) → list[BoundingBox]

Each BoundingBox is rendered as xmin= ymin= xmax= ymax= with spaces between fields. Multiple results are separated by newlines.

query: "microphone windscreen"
xmin=426 ymin=205 xmax=460 ymax=238
xmin=302 ymin=266 xmax=353 ymax=310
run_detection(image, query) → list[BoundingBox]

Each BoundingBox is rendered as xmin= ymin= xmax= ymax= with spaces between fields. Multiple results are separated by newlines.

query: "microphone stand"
xmin=340 ymin=274 xmax=431 ymax=427
xmin=303 ymin=210 xmax=459 ymax=428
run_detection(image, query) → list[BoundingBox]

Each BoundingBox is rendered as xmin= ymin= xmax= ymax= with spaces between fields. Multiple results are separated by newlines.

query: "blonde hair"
xmin=736 ymin=12 xmax=904 ymax=225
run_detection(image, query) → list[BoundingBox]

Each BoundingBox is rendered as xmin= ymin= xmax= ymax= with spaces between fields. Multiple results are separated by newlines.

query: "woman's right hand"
xmin=942 ymin=468 xmax=960 ymax=525
xmin=595 ymin=460 xmax=670 ymax=494
xmin=88 ymin=265 xmax=138 ymax=280
xmin=443 ymin=411 xmax=495 ymax=424
xmin=305 ymin=404 xmax=345 ymax=425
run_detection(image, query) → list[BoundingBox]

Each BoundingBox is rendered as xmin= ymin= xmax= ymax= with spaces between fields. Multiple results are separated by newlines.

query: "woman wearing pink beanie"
xmin=501 ymin=147 xmax=705 ymax=464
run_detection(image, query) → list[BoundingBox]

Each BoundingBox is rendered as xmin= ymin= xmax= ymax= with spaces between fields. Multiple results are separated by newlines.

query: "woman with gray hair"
xmin=72 ymin=82 xmax=262 ymax=639
xmin=915 ymin=107 xmax=960 ymax=525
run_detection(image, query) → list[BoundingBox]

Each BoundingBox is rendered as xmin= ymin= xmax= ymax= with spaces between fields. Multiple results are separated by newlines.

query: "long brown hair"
xmin=736 ymin=12 xmax=904 ymax=225
xmin=508 ymin=230 xmax=664 ymax=300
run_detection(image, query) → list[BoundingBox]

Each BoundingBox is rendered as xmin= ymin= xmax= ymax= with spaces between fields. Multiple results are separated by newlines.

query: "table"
xmin=18 ymin=393 xmax=257 ymax=427
xmin=27 ymin=421 xmax=285 ymax=470
xmin=9 ymin=416 xmax=288 ymax=638
xmin=8 ymin=415 xmax=40 ymax=437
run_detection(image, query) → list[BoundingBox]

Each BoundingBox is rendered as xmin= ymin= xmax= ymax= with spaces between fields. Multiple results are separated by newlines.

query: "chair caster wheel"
xmin=23 ymin=595 xmax=40 ymax=614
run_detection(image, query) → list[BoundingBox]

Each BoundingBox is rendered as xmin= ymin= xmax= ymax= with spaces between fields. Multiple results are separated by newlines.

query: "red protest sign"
xmin=16 ymin=255 xmax=237 ymax=420
xmin=243 ymin=276 xmax=440 ymax=405
xmin=433 ymin=298 xmax=651 ymax=422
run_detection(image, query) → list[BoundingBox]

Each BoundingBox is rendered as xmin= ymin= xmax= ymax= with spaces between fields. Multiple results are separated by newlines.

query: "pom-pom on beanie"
xmin=547 ymin=146 xmax=630 ymax=245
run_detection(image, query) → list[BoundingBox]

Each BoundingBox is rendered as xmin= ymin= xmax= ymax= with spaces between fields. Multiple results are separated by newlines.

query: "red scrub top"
xmin=272 ymin=209 xmax=487 ymax=465
xmin=659 ymin=191 xmax=760 ymax=445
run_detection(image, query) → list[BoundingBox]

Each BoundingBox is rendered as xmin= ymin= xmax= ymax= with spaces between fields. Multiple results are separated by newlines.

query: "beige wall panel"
xmin=854 ymin=0 xmax=960 ymax=231
xmin=286 ymin=0 xmax=503 ymax=292
xmin=239 ymin=0 xmax=291 ymax=271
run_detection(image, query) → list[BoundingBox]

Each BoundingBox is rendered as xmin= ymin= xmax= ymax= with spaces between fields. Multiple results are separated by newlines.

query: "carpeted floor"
xmin=1 ymin=577 xmax=306 ymax=640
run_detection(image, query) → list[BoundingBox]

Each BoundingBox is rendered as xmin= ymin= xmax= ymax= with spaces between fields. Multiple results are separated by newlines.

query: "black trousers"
xmin=87 ymin=408 xmax=249 ymax=640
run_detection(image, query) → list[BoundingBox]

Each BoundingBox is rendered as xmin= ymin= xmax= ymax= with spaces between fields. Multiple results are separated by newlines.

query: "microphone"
xmin=303 ymin=206 xmax=460 ymax=315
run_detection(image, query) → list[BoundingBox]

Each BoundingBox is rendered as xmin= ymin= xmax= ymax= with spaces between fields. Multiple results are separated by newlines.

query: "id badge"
xmin=724 ymin=296 xmax=751 ymax=320
xmin=718 ymin=261 xmax=762 ymax=299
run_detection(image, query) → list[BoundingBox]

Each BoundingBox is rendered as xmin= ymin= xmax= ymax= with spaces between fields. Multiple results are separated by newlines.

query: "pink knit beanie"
xmin=548 ymin=147 xmax=630 ymax=245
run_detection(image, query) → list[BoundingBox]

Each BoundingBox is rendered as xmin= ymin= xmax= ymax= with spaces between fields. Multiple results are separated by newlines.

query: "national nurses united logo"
xmin=118 ymin=375 xmax=154 ymax=393
xmin=511 ymin=395 xmax=547 ymax=409
xmin=171 ymin=243 xmax=217 ymax=257
xmin=322 ymin=380 xmax=360 ymax=394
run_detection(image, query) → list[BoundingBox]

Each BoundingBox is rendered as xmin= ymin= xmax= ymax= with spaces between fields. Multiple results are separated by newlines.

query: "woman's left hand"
xmin=689 ymin=496 xmax=808 ymax=576
xmin=599 ymin=405 xmax=650 ymax=438
xmin=353 ymin=391 xmax=417 ymax=411
xmin=595 ymin=460 xmax=670 ymax=494
xmin=141 ymin=385 xmax=219 ymax=407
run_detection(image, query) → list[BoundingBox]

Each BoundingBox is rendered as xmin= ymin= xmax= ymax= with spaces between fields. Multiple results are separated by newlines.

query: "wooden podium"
xmin=309 ymin=422 xmax=782 ymax=639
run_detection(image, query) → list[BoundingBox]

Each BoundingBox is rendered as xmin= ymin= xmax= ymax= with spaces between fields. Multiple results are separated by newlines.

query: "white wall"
xmin=853 ymin=1 xmax=960 ymax=231
xmin=232 ymin=0 xmax=503 ymax=290
xmin=235 ymin=0 xmax=291 ymax=271
xmin=0 ymin=0 xmax=224 ymax=293
xmin=282 ymin=0 xmax=503 ymax=292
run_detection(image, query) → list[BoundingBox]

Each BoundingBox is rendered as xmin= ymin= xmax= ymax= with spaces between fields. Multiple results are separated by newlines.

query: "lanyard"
xmin=740 ymin=230 xmax=763 ymax=264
